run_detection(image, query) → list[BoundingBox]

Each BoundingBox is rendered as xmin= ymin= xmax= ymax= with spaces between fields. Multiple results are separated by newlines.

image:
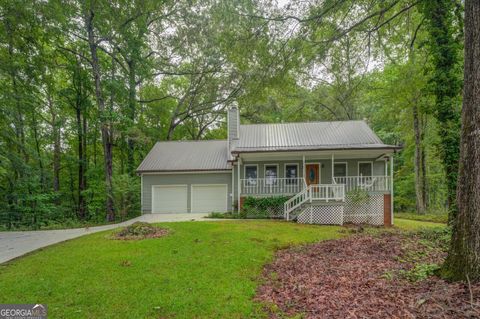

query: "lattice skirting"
xmin=344 ymin=193 xmax=384 ymax=225
xmin=297 ymin=204 xmax=344 ymax=225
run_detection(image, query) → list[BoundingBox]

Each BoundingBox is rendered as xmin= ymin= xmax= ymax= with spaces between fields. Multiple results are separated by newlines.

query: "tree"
xmin=443 ymin=0 xmax=480 ymax=282
xmin=420 ymin=0 xmax=462 ymax=222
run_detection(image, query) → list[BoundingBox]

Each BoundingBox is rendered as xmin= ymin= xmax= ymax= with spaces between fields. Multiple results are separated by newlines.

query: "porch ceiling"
xmin=238 ymin=149 xmax=394 ymax=161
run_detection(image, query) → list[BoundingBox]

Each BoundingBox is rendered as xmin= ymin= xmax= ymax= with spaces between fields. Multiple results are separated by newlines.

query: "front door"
xmin=305 ymin=164 xmax=319 ymax=186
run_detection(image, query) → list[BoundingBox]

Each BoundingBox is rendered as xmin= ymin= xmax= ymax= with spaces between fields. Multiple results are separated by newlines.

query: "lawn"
xmin=0 ymin=220 xmax=442 ymax=318
xmin=395 ymin=211 xmax=448 ymax=224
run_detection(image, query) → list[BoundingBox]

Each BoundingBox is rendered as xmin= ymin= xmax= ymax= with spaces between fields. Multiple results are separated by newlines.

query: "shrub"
xmin=112 ymin=222 xmax=169 ymax=240
xmin=241 ymin=196 xmax=290 ymax=219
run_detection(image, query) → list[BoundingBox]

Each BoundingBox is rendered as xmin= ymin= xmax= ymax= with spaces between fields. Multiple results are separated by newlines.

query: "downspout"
xmin=140 ymin=173 xmax=143 ymax=214
xmin=302 ymin=155 xmax=306 ymax=186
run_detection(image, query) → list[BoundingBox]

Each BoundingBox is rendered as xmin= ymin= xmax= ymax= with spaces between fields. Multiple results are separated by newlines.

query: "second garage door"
xmin=191 ymin=184 xmax=228 ymax=213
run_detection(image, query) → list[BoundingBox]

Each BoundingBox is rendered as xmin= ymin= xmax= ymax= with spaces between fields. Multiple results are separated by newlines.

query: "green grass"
xmin=395 ymin=212 xmax=448 ymax=224
xmin=0 ymin=221 xmax=342 ymax=319
xmin=394 ymin=218 xmax=447 ymax=231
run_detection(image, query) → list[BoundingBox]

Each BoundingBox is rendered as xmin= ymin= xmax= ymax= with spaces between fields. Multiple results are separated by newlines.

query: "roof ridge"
xmin=155 ymin=139 xmax=227 ymax=144
xmin=240 ymin=120 xmax=365 ymax=126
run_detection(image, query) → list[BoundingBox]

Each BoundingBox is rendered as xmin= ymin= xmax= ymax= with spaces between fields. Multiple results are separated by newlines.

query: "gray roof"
xmin=138 ymin=120 xmax=398 ymax=172
xmin=231 ymin=120 xmax=397 ymax=153
xmin=136 ymin=140 xmax=230 ymax=172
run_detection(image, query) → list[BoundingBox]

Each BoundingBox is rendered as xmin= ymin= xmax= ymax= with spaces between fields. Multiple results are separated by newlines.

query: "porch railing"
xmin=284 ymin=184 xmax=345 ymax=220
xmin=333 ymin=175 xmax=391 ymax=192
xmin=240 ymin=177 xmax=306 ymax=195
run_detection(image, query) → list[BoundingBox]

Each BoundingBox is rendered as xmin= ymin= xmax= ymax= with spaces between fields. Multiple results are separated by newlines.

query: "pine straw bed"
xmin=256 ymin=230 xmax=480 ymax=318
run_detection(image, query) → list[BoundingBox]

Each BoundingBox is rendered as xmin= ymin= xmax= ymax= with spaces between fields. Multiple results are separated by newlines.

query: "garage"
xmin=191 ymin=184 xmax=228 ymax=213
xmin=152 ymin=185 xmax=188 ymax=213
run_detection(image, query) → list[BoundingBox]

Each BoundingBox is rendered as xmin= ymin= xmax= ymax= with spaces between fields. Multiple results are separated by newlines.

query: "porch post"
xmin=302 ymin=155 xmax=305 ymax=182
xmin=390 ymin=154 xmax=394 ymax=225
xmin=331 ymin=153 xmax=335 ymax=183
xmin=237 ymin=158 xmax=241 ymax=213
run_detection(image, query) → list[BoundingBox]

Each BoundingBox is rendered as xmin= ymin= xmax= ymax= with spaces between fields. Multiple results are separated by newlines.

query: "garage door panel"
xmin=192 ymin=184 xmax=227 ymax=213
xmin=152 ymin=185 xmax=188 ymax=213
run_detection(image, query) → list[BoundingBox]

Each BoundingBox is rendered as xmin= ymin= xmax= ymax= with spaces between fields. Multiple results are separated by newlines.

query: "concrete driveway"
xmin=0 ymin=213 xmax=208 ymax=264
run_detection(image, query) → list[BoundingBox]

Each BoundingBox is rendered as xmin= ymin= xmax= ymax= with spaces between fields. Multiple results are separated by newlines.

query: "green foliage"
xmin=347 ymin=189 xmax=369 ymax=204
xmin=241 ymin=196 xmax=290 ymax=219
xmin=206 ymin=212 xmax=237 ymax=219
xmin=420 ymin=0 xmax=463 ymax=220
xmin=400 ymin=263 xmax=441 ymax=282
xmin=395 ymin=212 xmax=448 ymax=224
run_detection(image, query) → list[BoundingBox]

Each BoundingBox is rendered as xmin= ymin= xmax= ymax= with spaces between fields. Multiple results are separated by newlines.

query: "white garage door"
xmin=191 ymin=184 xmax=228 ymax=213
xmin=152 ymin=185 xmax=188 ymax=213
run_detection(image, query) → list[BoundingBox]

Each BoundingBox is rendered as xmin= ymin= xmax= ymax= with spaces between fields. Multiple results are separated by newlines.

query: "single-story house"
xmin=137 ymin=107 xmax=401 ymax=225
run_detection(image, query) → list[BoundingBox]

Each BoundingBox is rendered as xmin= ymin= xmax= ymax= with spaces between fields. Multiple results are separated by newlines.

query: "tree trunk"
xmin=48 ymin=94 xmax=61 ymax=194
xmin=76 ymin=101 xmax=86 ymax=219
xmin=127 ymin=59 xmax=136 ymax=175
xmin=443 ymin=0 xmax=480 ymax=282
xmin=413 ymin=104 xmax=427 ymax=214
xmin=84 ymin=5 xmax=115 ymax=222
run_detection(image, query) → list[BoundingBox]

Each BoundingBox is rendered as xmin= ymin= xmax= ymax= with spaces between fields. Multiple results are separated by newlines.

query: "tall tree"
xmin=443 ymin=0 xmax=480 ymax=282
xmin=420 ymin=0 xmax=462 ymax=221
xmin=82 ymin=1 xmax=115 ymax=221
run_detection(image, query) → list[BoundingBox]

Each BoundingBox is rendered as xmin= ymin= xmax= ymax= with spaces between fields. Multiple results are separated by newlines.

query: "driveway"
xmin=0 ymin=213 xmax=208 ymax=264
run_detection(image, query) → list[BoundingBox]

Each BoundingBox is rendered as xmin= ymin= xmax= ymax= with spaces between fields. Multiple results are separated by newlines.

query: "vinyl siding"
xmin=232 ymin=158 xmax=388 ymax=205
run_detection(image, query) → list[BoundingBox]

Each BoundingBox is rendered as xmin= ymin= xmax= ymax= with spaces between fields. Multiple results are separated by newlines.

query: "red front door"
xmin=305 ymin=164 xmax=319 ymax=186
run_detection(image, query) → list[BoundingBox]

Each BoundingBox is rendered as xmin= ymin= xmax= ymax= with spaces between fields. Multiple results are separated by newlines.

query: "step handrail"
xmin=284 ymin=186 xmax=310 ymax=220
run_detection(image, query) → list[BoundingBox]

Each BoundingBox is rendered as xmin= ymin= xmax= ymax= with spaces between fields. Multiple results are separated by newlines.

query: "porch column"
xmin=331 ymin=153 xmax=335 ymax=183
xmin=390 ymin=154 xmax=394 ymax=225
xmin=302 ymin=155 xmax=305 ymax=181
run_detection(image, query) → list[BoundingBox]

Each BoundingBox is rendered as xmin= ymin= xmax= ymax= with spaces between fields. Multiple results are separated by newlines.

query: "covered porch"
xmin=232 ymin=149 xmax=395 ymax=226
xmin=235 ymin=149 xmax=394 ymax=198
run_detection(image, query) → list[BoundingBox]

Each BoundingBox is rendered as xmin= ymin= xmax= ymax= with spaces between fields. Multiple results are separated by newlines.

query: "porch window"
xmin=334 ymin=163 xmax=347 ymax=177
xmin=358 ymin=162 xmax=373 ymax=176
xmin=265 ymin=164 xmax=278 ymax=185
xmin=245 ymin=165 xmax=257 ymax=186
xmin=285 ymin=164 xmax=298 ymax=184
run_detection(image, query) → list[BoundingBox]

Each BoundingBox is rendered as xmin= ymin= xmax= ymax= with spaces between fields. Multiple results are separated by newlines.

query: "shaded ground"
xmin=257 ymin=229 xmax=479 ymax=318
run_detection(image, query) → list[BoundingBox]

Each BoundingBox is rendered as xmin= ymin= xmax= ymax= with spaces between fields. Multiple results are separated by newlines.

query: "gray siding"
xmin=232 ymin=158 xmax=388 ymax=205
xmin=142 ymin=173 xmax=232 ymax=214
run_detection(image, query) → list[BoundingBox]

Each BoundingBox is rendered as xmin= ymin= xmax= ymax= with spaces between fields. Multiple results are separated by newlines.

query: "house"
xmin=137 ymin=107 xmax=401 ymax=225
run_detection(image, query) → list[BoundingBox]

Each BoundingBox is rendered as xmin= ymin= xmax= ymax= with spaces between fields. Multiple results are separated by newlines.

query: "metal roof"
xmin=137 ymin=121 xmax=399 ymax=172
xmin=231 ymin=120 xmax=398 ymax=153
xmin=136 ymin=140 xmax=230 ymax=172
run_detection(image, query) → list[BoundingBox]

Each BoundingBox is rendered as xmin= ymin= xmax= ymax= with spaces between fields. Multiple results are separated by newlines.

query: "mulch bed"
xmin=256 ymin=231 xmax=480 ymax=318
xmin=111 ymin=222 xmax=170 ymax=240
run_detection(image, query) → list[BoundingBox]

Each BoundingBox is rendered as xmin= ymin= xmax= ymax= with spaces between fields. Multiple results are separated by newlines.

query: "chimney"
xmin=227 ymin=106 xmax=239 ymax=141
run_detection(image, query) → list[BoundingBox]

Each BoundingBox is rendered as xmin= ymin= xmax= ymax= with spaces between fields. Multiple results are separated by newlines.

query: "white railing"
xmin=310 ymin=184 xmax=345 ymax=201
xmin=333 ymin=176 xmax=391 ymax=192
xmin=284 ymin=187 xmax=310 ymax=220
xmin=240 ymin=177 xmax=306 ymax=195
xmin=284 ymin=184 xmax=345 ymax=220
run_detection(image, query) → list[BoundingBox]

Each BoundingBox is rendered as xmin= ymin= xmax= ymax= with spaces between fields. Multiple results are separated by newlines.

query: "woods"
xmin=0 ymin=0 xmax=476 ymax=282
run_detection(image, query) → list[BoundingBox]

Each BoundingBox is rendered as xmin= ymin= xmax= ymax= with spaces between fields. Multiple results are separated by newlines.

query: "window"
xmin=264 ymin=164 xmax=278 ymax=185
xmin=358 ymin=162 xmax=373 ymax=176
xmin=334 ymin=163 xmax=347 ymax=177
xmin=285 ymin=164 xmax=298 ymax=184
xmin=245 ymin=165 xmax=257 ymax=186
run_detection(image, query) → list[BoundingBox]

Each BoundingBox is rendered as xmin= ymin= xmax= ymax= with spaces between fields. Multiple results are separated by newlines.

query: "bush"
xmin=112 ymin=222 xmax=169 ymax=240
xmin=241 ymin=196 xmax=290 ymax=219
xmin=206 ymin=212 xmax=237 ymax=219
